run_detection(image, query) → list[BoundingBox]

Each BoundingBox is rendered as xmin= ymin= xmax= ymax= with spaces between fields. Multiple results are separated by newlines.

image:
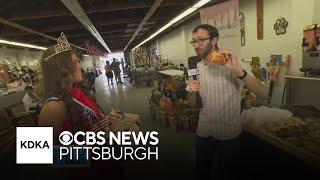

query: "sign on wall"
xmin=200 ymin=0 xmax=241 ymax=62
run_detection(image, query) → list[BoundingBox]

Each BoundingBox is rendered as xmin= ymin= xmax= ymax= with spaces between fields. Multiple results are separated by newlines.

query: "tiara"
xmin=44 ymin=32 xmax=72 ymax=61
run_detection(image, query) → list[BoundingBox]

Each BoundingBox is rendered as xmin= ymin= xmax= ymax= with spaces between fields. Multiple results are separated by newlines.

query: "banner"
xmin=200 ymin=0 xmax=242 ymax=65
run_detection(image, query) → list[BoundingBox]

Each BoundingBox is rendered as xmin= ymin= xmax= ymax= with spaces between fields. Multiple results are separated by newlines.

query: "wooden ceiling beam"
xmin=1 ymin=17 xmax=166 ymax=37
xmin=68 ymin=31 xmax=145 ymax=40
xmin=72 ymin=37 xmax=137 ymax=44
xmin=8 ymin=0 xmax=190 ymax=21
xmin=124 ymin=0 xmax=163 ymax=51
xmin=0 ymin=17 xmax=85 ymax=50
xmin=1 ymin=18 xmax=141 ymax=37
xmin=0 ymin=0 xmax=19 ymax=13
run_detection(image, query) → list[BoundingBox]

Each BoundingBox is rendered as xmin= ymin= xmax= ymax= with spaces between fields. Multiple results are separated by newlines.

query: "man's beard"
xmin=196 ymin=43 xmax=213 ymax=59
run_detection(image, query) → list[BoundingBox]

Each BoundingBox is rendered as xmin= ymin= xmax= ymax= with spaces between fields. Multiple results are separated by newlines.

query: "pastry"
xmin=209 ymin=51 xmax=227 ymax=65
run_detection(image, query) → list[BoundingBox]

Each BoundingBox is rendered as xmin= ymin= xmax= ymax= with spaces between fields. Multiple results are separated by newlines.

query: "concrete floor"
xmin=94 ymin=75 xmax=197 ymax=179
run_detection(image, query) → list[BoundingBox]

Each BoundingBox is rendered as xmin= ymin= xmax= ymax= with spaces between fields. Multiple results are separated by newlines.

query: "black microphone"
xmin=188 ymin=56 xmax=202 ymax=108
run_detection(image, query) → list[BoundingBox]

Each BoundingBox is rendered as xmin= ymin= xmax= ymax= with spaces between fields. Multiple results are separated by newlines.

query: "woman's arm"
xmin=39 ymin=101 xmax=67 ymax=143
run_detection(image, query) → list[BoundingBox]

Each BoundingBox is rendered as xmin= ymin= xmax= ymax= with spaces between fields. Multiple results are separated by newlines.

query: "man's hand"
xmin=221 ymin=49 xmax=244 ymax=77
xmin=221 ymin=50 xmax=268 ymax=98
xmin=189 ymin=80 xmax=200 ymax=92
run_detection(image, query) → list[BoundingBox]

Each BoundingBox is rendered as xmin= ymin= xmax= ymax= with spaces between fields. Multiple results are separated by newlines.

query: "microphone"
xmin=187 ymin=56 xmax=202 ymax=108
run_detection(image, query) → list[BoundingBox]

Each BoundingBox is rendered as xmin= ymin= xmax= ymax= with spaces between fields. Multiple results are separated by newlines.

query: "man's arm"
xmin=233 ymin=69 xmax=268 ymax=98
xmin=22 ymin=95 xmax=38 ymax=110
xmin=223 ymin=50 xmax=268 ymax=98
xmin=22 ymin=95 xmax=31 ymax=111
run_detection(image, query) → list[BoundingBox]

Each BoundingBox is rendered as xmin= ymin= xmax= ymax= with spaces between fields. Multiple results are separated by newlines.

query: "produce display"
xmin=150 ymin=76 xmax=200 ymax=133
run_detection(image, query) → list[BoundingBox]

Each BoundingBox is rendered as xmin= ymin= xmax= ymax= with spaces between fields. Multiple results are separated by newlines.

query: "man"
xmin=111 ymin=58 xmax=122 ymax=84
xmin=189 ymin=24 xmax=267 ymax=180
xmin=120 ymin=58 xmax=125 ymax=70
xmin=22 ymin=85 xmax=43 ymax=112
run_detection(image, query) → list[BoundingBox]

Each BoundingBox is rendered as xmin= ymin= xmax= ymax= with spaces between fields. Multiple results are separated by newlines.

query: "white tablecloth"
xmin=158 ymin=69 xmax=184 ymax=77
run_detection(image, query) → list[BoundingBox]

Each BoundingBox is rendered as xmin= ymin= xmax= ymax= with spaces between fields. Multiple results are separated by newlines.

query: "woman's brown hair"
xmin=41 ymin=48 xmax=82 ymax=127
xmin=41 ymin=47 xmax=103 ymax=130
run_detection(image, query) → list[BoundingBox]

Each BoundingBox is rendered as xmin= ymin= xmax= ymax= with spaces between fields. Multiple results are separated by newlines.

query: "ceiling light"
xmin=61 ymin=0 xmax=111 ymax=53
xmin=132 ymin=0 xmax=211 ymax=50
xmin=0 ymin=39 xmax=47 ymax=50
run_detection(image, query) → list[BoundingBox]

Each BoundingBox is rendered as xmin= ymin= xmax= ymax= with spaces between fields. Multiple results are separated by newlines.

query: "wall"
xmin=239 ymin=0 xmax=317 ymax=106
xmin=82 ymin=55 xmax=95 ymax=70
xmin=0 ymin=46 xmax=43 ymax=70
xmin=155 ymin=18 xmax=201 ymax=66
xmin=240 ymin=0 xmax=315 ymax=74
xmin=0 ymin=46 xmax=97 ymax=69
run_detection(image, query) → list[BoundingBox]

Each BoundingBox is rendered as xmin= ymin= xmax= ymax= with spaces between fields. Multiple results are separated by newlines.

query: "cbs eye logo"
xmin=59 ymin=131 xmax=73 ymax=145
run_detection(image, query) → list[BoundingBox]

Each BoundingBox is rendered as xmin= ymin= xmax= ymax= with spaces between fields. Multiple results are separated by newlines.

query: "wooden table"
xmin=131 ymin=71 xmax=158 ymax=87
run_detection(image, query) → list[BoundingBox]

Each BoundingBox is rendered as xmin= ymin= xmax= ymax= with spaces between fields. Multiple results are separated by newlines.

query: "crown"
xmin=54 ymin=32 xmax=71 ymax=53
xmin=44 ymin=32 xmax=72 ymax=61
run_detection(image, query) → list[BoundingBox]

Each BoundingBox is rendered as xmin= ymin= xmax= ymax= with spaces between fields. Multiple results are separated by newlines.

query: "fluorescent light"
xmin=193 ymin=0 xmax=211 ymax=8
xmin=0 ymin=39 xmax=47 ymax=50
xmin=133 ymin=0 xmax=211 ymax=50
xmin=61 ymin=0 xmax=112 ymax=53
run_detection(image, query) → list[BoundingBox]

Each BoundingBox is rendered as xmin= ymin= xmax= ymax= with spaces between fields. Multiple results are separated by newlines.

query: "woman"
xmin=39 ymin=48 xmax=113 ymax=142
xmin=39 ymin=47 xmax=139 ymax=140
xmin=104 ymin=61 xmax=114 ymax=85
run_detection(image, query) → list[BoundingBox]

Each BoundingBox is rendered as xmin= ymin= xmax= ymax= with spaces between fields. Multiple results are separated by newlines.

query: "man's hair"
xmin=24 ymin=85 xmax=33 ymax=91
xmin=193 ymin=24 xmax=219 ymax=49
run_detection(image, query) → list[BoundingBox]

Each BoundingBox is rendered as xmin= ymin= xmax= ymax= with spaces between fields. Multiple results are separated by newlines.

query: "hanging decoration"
xmin=85 ymin=41 xmax=107 ymax=57
xmin=257 ymin=0 xmax=264 ymax=40
xmin=239 ymin=12 xmax=245 ymax=46
xmin=274 ymin=17 xmax=288 ymax=35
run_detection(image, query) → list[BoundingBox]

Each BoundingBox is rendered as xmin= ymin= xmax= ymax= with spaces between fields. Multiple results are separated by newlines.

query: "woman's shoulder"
xmin=41 ymin=100 xmax=67 ymax=115
xmin=39 ymin=99 xmax=67 ymax=127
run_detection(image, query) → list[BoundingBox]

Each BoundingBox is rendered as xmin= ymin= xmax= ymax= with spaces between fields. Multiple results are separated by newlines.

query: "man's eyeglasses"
xmin=190 ymin=37 xmax=211 ymax=46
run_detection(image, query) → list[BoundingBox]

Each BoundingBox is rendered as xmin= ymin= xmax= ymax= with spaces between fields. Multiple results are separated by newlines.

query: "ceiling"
xmin=0 ymin=0 xmax=199 ymax=52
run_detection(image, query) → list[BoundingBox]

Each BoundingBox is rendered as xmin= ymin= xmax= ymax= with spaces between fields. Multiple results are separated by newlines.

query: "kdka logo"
xmin=16 ymin=127 xmax=53 ymax=164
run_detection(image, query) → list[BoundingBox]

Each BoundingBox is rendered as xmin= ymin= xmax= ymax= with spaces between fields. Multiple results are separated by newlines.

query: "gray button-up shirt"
xmin=194 ymin=61 xmax=243 ymax=140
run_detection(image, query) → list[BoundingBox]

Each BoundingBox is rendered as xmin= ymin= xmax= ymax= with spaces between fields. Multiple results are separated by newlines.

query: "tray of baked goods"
xmin=243 ymin=105 xmax=320 ymax=168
